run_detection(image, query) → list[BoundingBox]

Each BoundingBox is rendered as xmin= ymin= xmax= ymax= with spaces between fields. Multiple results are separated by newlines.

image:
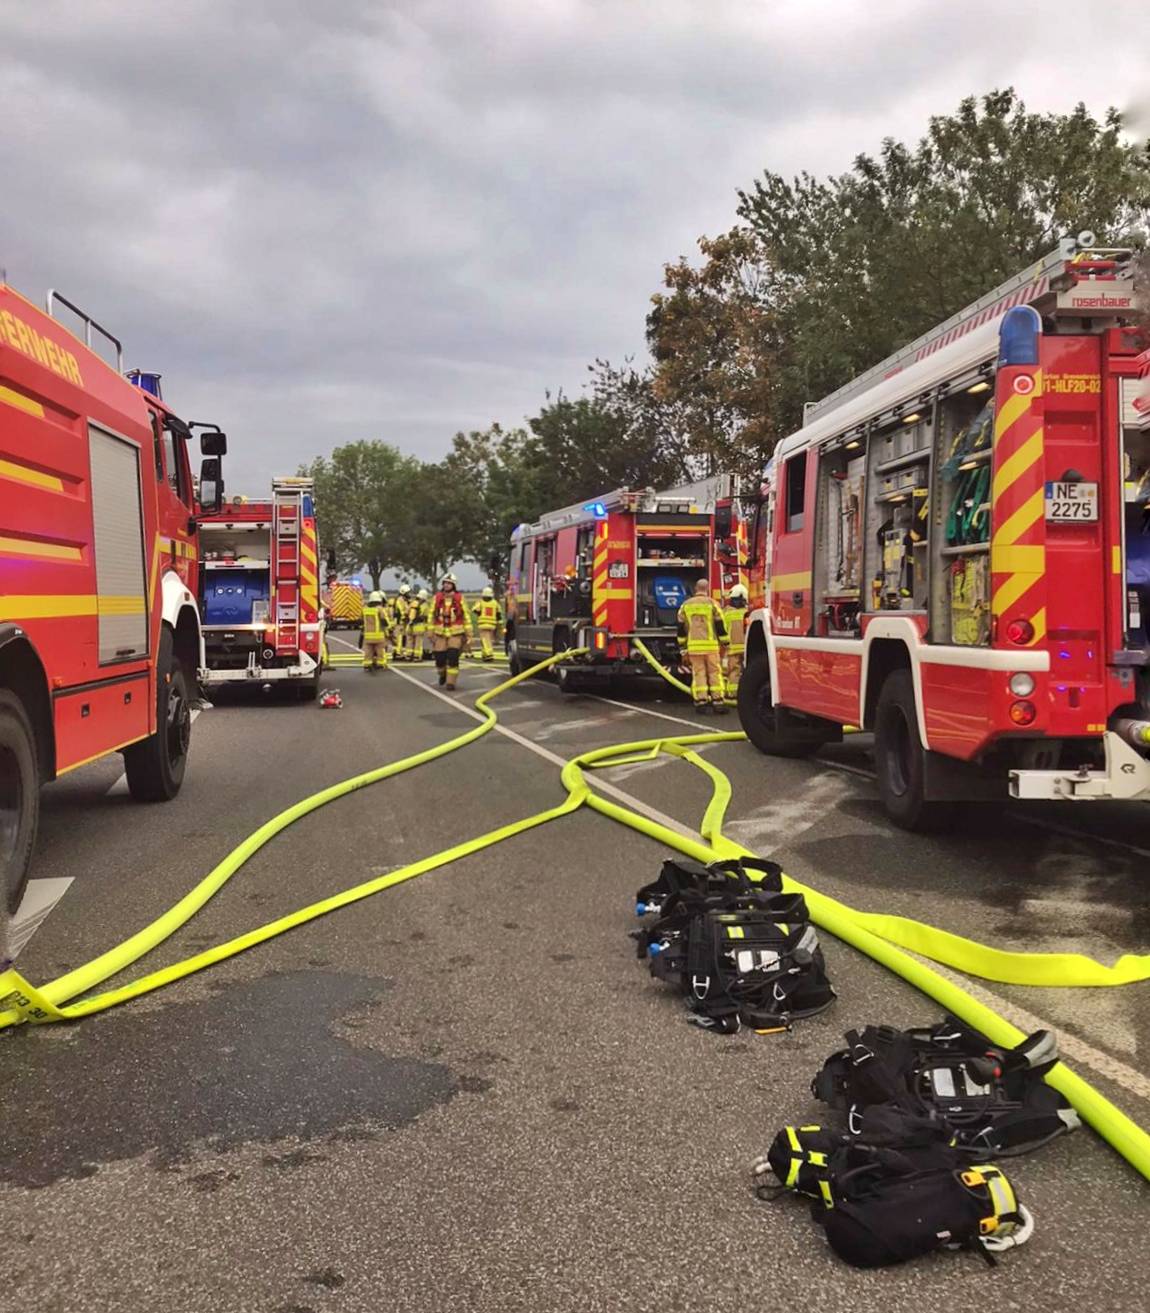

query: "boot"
xmin=438 ymin=670 xmax=447 ymax=686
xmin=712 ymin=702 xmax=729 ymax=715
xmin=695 ymin=702 xmax=710 ymax=714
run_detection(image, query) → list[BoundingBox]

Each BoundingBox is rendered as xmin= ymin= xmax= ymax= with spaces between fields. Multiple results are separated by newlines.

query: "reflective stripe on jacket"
xmin=472 ymin=599 xmax=502 ymax=627
xmin=722 ymin=607 xmax=746 ymax=647
xmin=431 ymin=592 xmax=468 ymax=637
xmin=677 ymin=595 xmax=728 ymax=654
xmin=362 ymin=603 xmax=386 ymax=642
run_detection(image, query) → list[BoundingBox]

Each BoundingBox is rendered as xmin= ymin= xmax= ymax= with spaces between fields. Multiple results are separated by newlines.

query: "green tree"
xmin=300 ymin=440 xmax=421 ymax=589
xmin=650 ymin=89 xmax=1150 ymax=471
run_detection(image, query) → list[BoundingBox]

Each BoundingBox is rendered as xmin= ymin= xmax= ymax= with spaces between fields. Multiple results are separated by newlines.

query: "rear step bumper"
xmin=1009 ymin=731 xmax=1150 ymax=801
xmin=200 ymin=650 xmax=319 ymax=685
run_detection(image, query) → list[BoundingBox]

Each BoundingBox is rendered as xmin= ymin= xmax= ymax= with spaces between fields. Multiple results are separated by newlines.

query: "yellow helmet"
xmin=417 ymin=588 xmax=429 ymax=600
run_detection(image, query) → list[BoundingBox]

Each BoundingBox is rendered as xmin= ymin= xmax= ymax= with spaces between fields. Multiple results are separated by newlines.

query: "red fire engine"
xmin=739 ymin=235 xmax=1150 ymax=828
xmin=0 ymin=282 xmax=226 ymax=913
xmin=506 ymin=485 xmax=742 ymax=690
xmin=197 ymin=477 xmax=325 ymax=697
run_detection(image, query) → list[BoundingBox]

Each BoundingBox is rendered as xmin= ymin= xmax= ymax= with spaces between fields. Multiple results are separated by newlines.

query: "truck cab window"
xmin=784 ymin=452 xmax=807 ymax=532
xmin=160 ymin=420 xmax=188 ymax=502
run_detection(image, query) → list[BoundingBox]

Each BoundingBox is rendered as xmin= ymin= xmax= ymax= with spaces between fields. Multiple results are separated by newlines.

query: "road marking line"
xmin=10 ymin=878 xmax=74 ymax=959
xmin=394 ymin=667 xmax=1150 ymax=1104
xmin=389 ymin=667 xmax=699 ymax=840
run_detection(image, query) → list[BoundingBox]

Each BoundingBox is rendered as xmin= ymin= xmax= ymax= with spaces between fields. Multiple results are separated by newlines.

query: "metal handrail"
xmin=45 ymin=289 xmax=123 ymax=371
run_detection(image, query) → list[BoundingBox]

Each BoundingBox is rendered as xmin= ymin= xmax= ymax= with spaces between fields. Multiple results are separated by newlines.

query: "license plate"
xmin=1044 ymin=481 xmax=1098 ymax=521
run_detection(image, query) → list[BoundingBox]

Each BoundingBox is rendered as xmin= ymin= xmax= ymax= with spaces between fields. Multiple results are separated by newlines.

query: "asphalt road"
xmin=3 ymin=639 xmax=1150 ymax=1313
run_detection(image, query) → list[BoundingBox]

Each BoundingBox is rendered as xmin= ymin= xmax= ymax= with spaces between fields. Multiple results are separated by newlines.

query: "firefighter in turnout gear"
xmin=393 ymin=583 xmax=414 ymax=660
xmin=471 ymin=586 xmax=503 ymax=661
xmin=360 ymin=590 xmax=389 ymax=671
xmin=721 ymin=583 xmax=749 ymax=698
xmin=677 ymin=578 xmax=729 ymax=713
xmin=410 ymin=588 xmax=430 ymax=659
xmin=430 ymin=573 xmax=468 ymax=689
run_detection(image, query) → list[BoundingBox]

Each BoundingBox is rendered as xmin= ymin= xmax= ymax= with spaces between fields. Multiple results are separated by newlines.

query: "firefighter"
xmin=471 ymin=585 xmax=503 ymax=661
xmin=430 ymin=573 xmax=468 ymax=689
xmin=677 ymin=578 xmax=729 ymax=714
xmin=360 ymin=590 xmax=389 ymax=672
xmin=393 ymin=583 xmax=413 ymax=660
xmin=410 ymin=587 xmax=430 ymax=659
xmin=721 ymin=583 xmax=749 ymax=698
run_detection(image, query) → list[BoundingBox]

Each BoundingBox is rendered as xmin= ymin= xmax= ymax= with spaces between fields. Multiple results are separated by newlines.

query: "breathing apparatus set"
xmin=748 ymin=1015 xmax=1079 ymax=1267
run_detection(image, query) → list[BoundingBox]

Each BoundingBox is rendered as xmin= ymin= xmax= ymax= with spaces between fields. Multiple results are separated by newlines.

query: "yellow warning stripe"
xmin=0 ymin=457 xmax=63 ymax=492
xmin=596 ymin=588 xmax=632 ymax=601
xmin=992 ymin=572 xmax=1040 ymax=617
xmin=0 ymin=593 xmax=145 ymax=621
xmin=0 ymin=383 xmax=45 ymax=418
xmin=994 ymin=488 xmax=1044 ymax=548
xmin=57 ymin=733 xmax=151 ymax=777
xmin=990 ymin=544 xmax=1044 ymax=575
xmin=992 ymin=427 xmax=1044 ymax=501
xmin=769 ymin=570 xmax=812 ymax=592
xmin=0 ymin=535 xmax=82 ymax=561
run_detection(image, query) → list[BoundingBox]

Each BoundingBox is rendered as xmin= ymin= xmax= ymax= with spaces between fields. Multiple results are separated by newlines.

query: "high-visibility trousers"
xmin=412 ymin=625 xmax=428 ymax=657
xmin=363 ymin=639 xmax=388 ymax=670
xmin=723 ymin=649 xmax=743 ymax=695
xmin=688 ymin=651 xmax=724 ymax=706
xmin=476 ymin=627 xmax=497 ymax=660
xmin=433 ymin=634 xmax=463 ymax=687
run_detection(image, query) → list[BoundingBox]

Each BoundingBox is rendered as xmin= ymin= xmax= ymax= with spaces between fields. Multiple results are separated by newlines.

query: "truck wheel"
xmin=0 ymin=690 xmax=39 ymax=916
xmin=124 ymin=630 xmax=190 ymax=802
xmin=555 ymin=663 xmax=586 ymax=695
xmin=874 ymin=668 xmax=952 ymax=831
xmin=736 ymin=653 xmax=820 ymax=758
xmin=298 ymin=665 xmax=321 ymax=702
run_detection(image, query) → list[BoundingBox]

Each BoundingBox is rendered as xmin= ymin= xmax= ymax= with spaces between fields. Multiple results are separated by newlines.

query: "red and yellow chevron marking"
xmin=591 ymin=519 xmax=610 ymax=628
xmin=991 ymin=368 xmax=1046 ymax=644
xmin=300 ymin=518 xmax=319 ymax=617
xmin=735 ymin=515 xmax=750 ymax=593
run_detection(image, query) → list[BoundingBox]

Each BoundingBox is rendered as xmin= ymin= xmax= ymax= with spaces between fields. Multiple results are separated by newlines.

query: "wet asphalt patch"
xmin=0 ymin=971 xmax=459 ymax=1189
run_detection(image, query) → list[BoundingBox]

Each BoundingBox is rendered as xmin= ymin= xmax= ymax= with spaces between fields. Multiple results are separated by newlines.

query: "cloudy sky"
xmin=3 ymin=0 xmax=1148 ymax=491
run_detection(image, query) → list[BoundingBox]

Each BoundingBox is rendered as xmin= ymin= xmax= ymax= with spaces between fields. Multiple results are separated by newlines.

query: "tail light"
xmin=1009 ymin=700 xmax=1037 ymax=726
xmin=1006 ymin=618 xmax=1034 ymax=645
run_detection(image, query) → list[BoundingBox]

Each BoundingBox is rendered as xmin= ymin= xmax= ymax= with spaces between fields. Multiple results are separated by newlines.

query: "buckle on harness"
xmin=691 ymin=974 xmax=711 ymax=1000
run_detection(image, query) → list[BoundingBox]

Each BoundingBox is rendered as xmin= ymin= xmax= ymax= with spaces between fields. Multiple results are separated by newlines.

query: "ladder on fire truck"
xmin=272 ymin=478 xmax=306 ymax=656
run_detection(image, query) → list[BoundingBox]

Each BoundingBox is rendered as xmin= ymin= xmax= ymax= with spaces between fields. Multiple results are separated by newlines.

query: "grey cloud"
xmin=2 ymin=0 xmax=1147 ymax=490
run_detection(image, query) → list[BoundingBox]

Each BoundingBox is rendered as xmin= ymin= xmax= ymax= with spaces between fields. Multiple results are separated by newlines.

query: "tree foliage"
xmin=648 ymin=89 xmax=1150 ymax=471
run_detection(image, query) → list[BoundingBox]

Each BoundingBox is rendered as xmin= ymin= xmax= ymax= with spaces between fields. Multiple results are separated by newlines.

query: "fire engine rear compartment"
xmin=199 ymin=516 xmax=273 ymax=670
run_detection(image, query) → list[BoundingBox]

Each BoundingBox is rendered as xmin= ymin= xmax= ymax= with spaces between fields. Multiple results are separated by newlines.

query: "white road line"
xmin=388 ymin=667 xmax=700 ymax=841
xmin=393 ymin=666 xmax=1150 ymax=1104
xmin=107 ymin=709 xmax=201 ymax=796
xmin=10 ymin=878 xmax=74 ymax=959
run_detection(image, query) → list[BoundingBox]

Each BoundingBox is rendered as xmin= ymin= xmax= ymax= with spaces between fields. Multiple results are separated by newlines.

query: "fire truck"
xmin=738 ymin=234 xmax=1150 ymax=828
xmin=506 ymin=484 xmax=742 ymax=691
xmin=327 ymin=578 xmax=364 ymax=630
xmin=198 ymin=477 xmax=325 ymax=698
xmin=0 ymin=281 xmax=226 ymax=915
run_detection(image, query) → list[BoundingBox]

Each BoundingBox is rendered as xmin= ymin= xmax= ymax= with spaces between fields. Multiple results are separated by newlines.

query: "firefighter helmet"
xmin=368 ymin=591 xmax=383 ymax=604
xmin=482 ymin=585 xmax=494 ymax=598
xmin=399 ymin=583 xmax=411 ymax=595
xmin=729 ymin=583 xmax=748 ymax=602
xmin=417 ymin=588 xmax=429 ymax=600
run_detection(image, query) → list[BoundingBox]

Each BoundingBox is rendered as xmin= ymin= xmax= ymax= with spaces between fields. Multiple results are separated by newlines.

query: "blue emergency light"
xmin=127 ymin=370 xmax=163 ymax=399
xmin=997 ymin=306 xmax=1040 ymax=367
xmin=583 ymin=501 xmax=608 ymax=519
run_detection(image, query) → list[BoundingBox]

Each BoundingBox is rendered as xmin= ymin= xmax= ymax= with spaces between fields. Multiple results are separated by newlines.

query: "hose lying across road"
xmin=3 ymin=649 xmax=1150 ymax=1180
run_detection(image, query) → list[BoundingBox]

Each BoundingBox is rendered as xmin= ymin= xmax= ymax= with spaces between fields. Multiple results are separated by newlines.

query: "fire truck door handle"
xmin=791 ymin=591 xmax=804 ymax=605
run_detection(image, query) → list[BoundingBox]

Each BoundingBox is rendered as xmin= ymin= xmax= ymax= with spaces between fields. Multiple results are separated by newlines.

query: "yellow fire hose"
xmin=4 ymin=648 xmax=1150 ymax=1179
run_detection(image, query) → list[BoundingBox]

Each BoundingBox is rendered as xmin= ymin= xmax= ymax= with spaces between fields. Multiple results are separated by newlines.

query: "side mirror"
xmin=199 ymin=457 xmax=224 ymax=513
xmin=200 ymin=430 xmax=228 ymax=456
xmin=713 ymin=505 xmax=733 ymax=539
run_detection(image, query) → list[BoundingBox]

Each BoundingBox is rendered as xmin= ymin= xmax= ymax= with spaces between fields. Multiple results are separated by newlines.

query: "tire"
xmin=124 ymin=629 xmax=191 ymax=802
xmin=874 ymin=668 xmax=953 ymax=832
xmin=555 ymin=663 xmax=586 ymax=695
xmin=0 ymin=690 xmax=39 ymax=916
xmin=736 ymin=653 xmax=821 ymax=758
